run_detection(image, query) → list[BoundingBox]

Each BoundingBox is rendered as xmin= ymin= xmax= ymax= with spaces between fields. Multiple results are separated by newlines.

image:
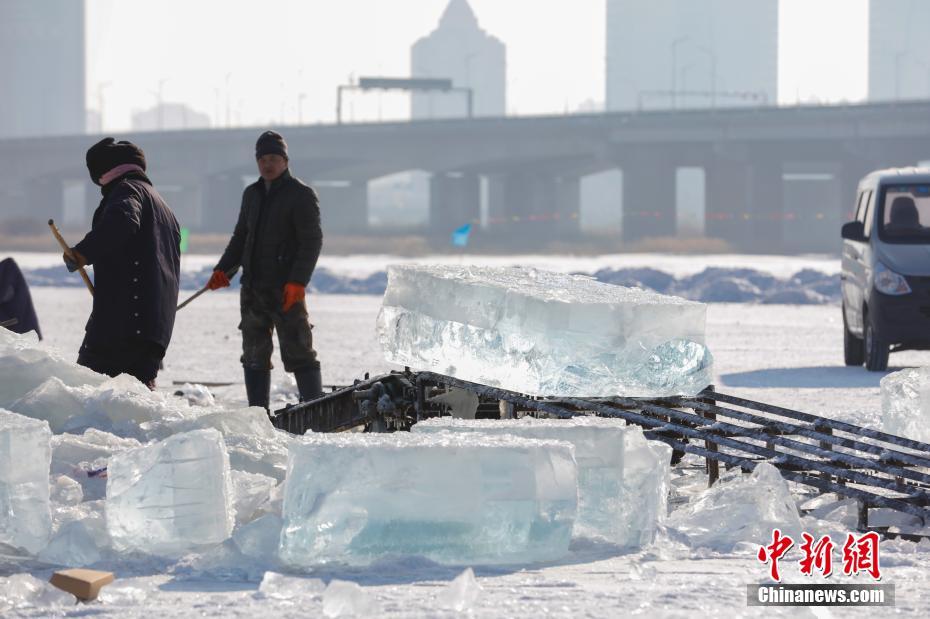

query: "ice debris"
xmin=436 ymin=567 xmax=482 ymax=612
xmin=377 ymin=264 xmax=713 ymax=397
xmin=0 ymin=573 xmax=75 ymax=613
xmin=667 ymin=463 xmax=802 ymax=552
xmin=881 ymin=367 xmax=930 ymax=443
xmin=106 ymin=428 xmax=234 ymax=557
xmin=0 ymin=409 xmax=52 ymax=555
xmin=414 ymin=416 xmax=671 ymax=546
xmin=280 ymin=431 xmax=578 ymax=567
xmin=257 ymin=571 xmax=325 ymax=600
xmin=322 ymin=580 xmax=378 ymax=618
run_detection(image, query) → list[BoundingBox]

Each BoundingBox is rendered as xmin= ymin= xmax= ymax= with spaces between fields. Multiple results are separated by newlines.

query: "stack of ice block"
xmin=0 ymin=410 xmax=52 ymax=555
xmin=881 ymin=367 xmax=930 ymax=443
xmin=376 ymin=265 xmax=713 ymax=397
xmin=106 ymin=429 xmax=234 ymax=557
xmin=413 ymin=416 xmax=671 ymax=546
xmin=279 ymin=432 xmax=578 ymax=567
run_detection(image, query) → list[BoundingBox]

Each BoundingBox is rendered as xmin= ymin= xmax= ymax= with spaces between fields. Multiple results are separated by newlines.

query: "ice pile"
xmin=0 ymin=410 xmax=52 ymax=555
xmin=413 ymin=416 xmax=671 ymax=546
xmin=106 ymin=428 xmax=234 ymax=557
xmin=376 ymin=265 xmax=713 ymax=397
xmin=881 ymin=367 xmax=930 ymax=443
xmin=280 ymin=432 xmax=578 ymax=567
xmin=667 ymin=463 xmax=802 ymax=552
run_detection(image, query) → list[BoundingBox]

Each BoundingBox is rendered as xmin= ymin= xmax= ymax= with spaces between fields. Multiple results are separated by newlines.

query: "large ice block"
xmin=106 ymin=429 xmax=234 ymax=557
xmin=0 ymin=409 xmax=52 ymax=555
xmin=280 ymin=432 xmax=577 ymax=567
xmin=881 ymin=367 xmax=930 ymax=443
xmin=413 ymin=416 xmax=671 ymax=546
xmin=376 ymin=265 xmax=713 ymax=397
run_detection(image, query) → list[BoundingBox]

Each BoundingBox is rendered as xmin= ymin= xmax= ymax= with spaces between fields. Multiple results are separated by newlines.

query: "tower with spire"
xmin=411 ymin=0 xmax=506 ymax=119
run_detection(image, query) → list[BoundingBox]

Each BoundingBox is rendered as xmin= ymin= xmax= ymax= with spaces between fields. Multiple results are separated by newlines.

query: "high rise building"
xmin=410 ymin=0 xmax=506 ymax=119
xmin=605 ymin=0 xmax=777 ymax=111
xmin=0 ymin=0 xmax=86 ymax=138
xmin=868 ymin=0 xmax=930 ymax=101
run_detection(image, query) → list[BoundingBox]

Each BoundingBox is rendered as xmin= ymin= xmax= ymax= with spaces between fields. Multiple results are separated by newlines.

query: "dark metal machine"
xmin=272 ymin=369 xmax=930 ymax=536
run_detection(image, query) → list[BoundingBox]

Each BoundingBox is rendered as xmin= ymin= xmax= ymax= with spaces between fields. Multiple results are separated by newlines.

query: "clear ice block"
xmin=280 ymin=432 xmax=577 ymax=567
xmin=0 ymin=409 xmax=52 ymax=555
xmin=106 ymin=428 xmax=234 ymax=557
xmin=881 ymin=367 xmax=930 ymax=443
xmin=376 ymin=265 xmax=713 ymax=397
xmin=413 ymin=416 xmax=670 ymax=546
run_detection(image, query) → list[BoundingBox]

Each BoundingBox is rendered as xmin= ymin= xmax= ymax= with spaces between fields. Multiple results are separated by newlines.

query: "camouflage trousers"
xmin=239 ymin=285 xmax=319 ymax=372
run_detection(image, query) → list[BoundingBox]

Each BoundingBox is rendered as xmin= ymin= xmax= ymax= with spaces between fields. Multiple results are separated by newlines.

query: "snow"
xmin=280 ymin=432 xmax=578 ymax=567
xmin=3 ymin=252 xmax=930 ymax=616
xmin=377 ymin=264 xmax=712 ymax=396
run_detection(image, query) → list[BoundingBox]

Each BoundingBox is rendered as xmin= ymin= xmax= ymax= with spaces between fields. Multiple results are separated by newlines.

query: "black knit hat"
xmin=85 ymin=137 xmax=146 ymax=185
xmin=255 ymin=130 xmax=288 ymax=160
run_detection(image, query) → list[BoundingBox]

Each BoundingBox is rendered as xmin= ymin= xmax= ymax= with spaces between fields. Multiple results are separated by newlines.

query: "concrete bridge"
xmin=1 ymin=100 xmax=929 ymax=251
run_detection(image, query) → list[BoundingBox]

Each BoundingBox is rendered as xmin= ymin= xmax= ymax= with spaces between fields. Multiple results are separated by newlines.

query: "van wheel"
xmin=864 ymin=315 xmax=889 ymax=372
xmin=843 ymin=309 xmax=864 ymax=366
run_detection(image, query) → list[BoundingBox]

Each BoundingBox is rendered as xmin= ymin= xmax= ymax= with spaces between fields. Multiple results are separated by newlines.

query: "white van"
xmin=841 ymin=167 xmax=930 ymax=371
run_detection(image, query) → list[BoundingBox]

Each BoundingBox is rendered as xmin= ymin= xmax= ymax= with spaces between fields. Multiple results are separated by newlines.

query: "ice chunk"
xmin=257 ymin=571 xmax=325 ymax=600
xmin=667 ymin=463 xmax=802 ymax=552
xmin=322 ymin=580 xmax=377 ymax=618
xmin=0 ymin=329 xmax=104 ymax=408
xmin=233 ymin=513 xmax=283 ymax=562
xmin=106 ymin=428 xmax=234 ymax=557
xmin=0 ymin=573 xmax=75 ymax=613
xmin=38 ymin=520 xmax=102 ymax=567
xmin=280 ymin=432 xmax=577 ymax=567
xmin=436 ymin=567 xmax=482 ymax=612
xmin=174 ymin=382 xmax=216 ymax=407
xmin=414 ymin=416 xmax=670 ymax=546
xmin=281 ymin=432 xmax=577 ymax=566
xmin=51 ymin=475 xmax=84 ymax=505
xmin=0 ymin=409 xmax=52 ymax=555
xmin=881 ymin=367 xmax=930 ymax=443
xmin=231 ymin=470 xmax=277 ymax=525
xmin=10 ymin=378 xmax=87 ymax=433
xmin=51 ymin=430 xmax=141 ymax=501
xmin=376 ymin=265 xmax=713 ymax=397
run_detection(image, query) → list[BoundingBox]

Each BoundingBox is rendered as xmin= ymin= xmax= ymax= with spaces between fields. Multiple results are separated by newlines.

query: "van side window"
xmin=853 ymin=191 xmax=866 ymax=221
xmin=861 ymin=190 xmax=875 ymax=238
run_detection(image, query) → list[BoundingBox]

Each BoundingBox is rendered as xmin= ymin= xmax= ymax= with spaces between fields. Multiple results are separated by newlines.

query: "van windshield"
xmin=879 ymin=184 xmax=930 ymax=244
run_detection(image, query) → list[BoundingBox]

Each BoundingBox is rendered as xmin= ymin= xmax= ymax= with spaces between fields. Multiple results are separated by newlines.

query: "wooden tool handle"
xmin=48 ymin=219 xmax=95 ymax=296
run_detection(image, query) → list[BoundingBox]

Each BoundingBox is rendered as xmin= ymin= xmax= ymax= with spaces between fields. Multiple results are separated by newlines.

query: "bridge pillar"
xmin=747 ymin=157 xmax=785 ymax=250
xmin=429 ymin=172 xmax=480 ymax=237
xmin=621 ymin=158 xmax=676 ymax=242
xmin=316 ymin=181 xmax=368 ymax=234
xmin=486 ymin=172 xmax=580 ymax=244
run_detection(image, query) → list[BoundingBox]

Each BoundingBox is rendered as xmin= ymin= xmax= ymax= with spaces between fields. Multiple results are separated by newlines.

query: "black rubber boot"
xmin=244 ymin=368 xmax=271 ymax=410
xmin=294 ymin=366 xmax=323 ymax=402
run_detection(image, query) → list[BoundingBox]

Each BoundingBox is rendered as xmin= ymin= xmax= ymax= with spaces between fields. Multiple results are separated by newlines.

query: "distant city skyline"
xmin=84 ymin=0 xmax=870 ymax=132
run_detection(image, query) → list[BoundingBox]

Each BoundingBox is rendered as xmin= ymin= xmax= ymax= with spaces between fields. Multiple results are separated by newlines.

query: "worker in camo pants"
xmin=206 ymin=131 xmax=324 ymax=409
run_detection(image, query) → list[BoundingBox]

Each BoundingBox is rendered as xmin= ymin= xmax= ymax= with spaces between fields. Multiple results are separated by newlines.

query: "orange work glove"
xmin=282 ymin=282 xmax=306 ymax=312
xmin=206 ymin=269 xmax=230 ymax=290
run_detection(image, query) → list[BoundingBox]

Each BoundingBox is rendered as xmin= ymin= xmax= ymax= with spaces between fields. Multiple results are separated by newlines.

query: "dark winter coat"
xmin=215 ymin=169 xmax=323 ymax=289
xmin=74 ymin=171 xmax=181 ymax=349
xmin=0 ymin=258 xmax=42 ymax=339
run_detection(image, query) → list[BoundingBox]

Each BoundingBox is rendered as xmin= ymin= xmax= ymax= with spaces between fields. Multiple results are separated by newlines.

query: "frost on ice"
xmin=280 ymin=432 xmax=578 ymax=567
xmin=881 ymin=367 xmax=930 ymax=443
xmin=106 ymin=428 xmax=235 ymax=557
xmin=376 ymin=265 xmax=713 ymax=397
xmin=0 ymin=409 xmax=52 ymax=555
xmin=413 ymin=416 xmax=671 ymax=547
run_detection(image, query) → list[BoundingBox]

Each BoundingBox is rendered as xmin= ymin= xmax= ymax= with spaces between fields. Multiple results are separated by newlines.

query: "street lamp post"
xmin=692 ymin=42 xmax=718 ymax=108
xmin=671 ymin=36 xmax=689 ymax=109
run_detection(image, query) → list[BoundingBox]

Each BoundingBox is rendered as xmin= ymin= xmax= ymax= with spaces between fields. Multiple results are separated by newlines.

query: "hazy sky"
xmin=86 ymin=0 xmax=869 ymax=131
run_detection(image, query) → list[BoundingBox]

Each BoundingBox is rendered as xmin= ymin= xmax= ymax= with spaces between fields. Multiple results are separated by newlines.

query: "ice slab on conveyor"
xmin=0 ymin=410 xmax=52 ymax=555
xmin=279 ymin=431 xmax=577 ymax=567
xmin=106 ymin=428 xmax=234 ymax=557
xmin=881 ymin=367 xmax=930 ymax=443
xmin=376 ymin=265 xmax=713 ymax=397
xmin=413 ymin=415 xmax=671 ymax=547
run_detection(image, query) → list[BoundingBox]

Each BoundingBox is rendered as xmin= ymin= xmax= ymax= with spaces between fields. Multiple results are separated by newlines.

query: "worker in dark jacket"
xmin=207 ymin=130 xmax=323 ymax=408
xmin=64 ymin=138 xmax=181 ymax=388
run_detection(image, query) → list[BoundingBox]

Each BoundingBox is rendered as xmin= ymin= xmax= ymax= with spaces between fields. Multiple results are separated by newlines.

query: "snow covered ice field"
xmin=4 ymin=253 xmax=930 ymax=617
